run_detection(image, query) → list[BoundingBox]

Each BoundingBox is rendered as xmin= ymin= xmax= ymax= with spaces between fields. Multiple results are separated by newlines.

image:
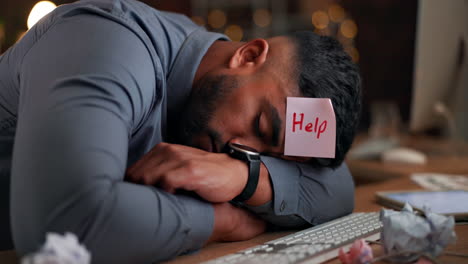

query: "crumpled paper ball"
xmin=21 ymin=232 xmax=90 ymax=264
xmin=380 ymin=203 xmax=456 ymax=263
xmin=339 ymin=239 xmax=373 ymax=264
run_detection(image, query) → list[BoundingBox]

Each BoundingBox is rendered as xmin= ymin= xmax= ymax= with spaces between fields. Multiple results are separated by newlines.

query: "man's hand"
xmin=208 ymin=203 xmax=267 ymax=243
xmin=126 ymin=143 xmax=248 ymax=202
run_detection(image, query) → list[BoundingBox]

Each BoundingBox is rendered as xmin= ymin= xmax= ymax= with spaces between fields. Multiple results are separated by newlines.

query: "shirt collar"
xmin=166 ymin=29 xmax=228 ymax=121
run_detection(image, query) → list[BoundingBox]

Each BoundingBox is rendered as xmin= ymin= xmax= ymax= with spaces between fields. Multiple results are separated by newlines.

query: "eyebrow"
xmin=266 ymin=100 xmax=282 ymax=147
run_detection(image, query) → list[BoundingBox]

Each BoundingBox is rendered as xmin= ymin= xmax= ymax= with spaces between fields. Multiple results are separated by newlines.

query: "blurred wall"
xmin=343 ymin=0 xmax=417 ymax=130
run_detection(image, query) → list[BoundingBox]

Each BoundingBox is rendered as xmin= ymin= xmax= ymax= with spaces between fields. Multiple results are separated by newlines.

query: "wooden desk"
xmin=348 ymin=155 xmax=468 ymax=184
xmin=348 ymin=135 xmax=468 ymax=184
xmin=165 ymin=176 xmax=468 ymax=264
xmin=352 ymin=177 xmax=468 ymax=264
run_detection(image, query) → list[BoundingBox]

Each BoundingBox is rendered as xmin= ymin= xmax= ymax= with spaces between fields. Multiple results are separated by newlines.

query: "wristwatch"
xmin=225 ymin=142 xmax=261 ymax=202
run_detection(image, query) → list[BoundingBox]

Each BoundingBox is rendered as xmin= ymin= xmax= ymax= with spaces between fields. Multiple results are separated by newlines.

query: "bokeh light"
xmin=345 ymin=46 xmax=359 ymax=62
xmin=27 ymin=1 xmax=57 ymax=29
xmin=328 ymin=4 xmax=345 ymax=23
xmin=314 ymin=27 xmax=331 ymax=36
xmin=253 ymin=9 xmax=272 ymax=28
xmin=340 ymin=19 xmax=358 ymax=38
xmin=208 ymin=9 xmax=227 ymax=29
xmin=224 ymin=25 xmax=243 ymax=41
xmin=191 ymin=16 xmax=205 ymax=26
xmin=311 ymin=11 xmax=329 ymax=30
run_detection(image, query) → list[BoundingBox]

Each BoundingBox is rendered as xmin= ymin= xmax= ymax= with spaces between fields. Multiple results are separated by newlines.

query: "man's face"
xmin=177 ymin=73 xmax=293 ymax=156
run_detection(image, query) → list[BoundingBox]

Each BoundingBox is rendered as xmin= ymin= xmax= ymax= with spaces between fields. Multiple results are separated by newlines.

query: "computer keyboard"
xmin=203 ymin=212 xmax=382 ymax=264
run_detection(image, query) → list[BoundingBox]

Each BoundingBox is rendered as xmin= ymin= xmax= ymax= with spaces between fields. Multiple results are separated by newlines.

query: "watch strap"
xmin=233 ymin=158 xmax=261 ymax=202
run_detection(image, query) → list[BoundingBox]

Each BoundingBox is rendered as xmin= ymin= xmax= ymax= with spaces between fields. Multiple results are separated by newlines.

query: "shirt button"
xmin=279 ymin=201 xmax=286 ymax=212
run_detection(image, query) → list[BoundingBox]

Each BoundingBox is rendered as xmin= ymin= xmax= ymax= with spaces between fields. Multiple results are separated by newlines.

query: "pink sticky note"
xmin=284 ymin=97 xmax=336 ymax=158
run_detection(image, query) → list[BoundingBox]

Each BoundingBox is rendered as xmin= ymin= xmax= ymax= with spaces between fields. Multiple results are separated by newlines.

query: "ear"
xmin=229 ymin=39 xmax=269 ymax=69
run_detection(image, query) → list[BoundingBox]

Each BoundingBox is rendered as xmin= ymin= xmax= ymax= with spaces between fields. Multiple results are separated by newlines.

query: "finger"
xmin=163 ymin=143 xmax=209 ymax=155
xmin=136 ymin=158 xmax=188 ymax=186
xmin=128 ymin=142 xmax=218 ymax=179
xmin=159 ymin=161 xmax=199 ymax=192
xmin=125 ymin=151 xmax=161 ymax=181
xmin=127 ymin=143 xmax=217 ymax=185
xmin=141 ymin=145 xmax=208 ymax=185
xmin=142 ymin=158 xmax=182 ymax=185
xmin=127 ymin=143 xmax=179 ymax=183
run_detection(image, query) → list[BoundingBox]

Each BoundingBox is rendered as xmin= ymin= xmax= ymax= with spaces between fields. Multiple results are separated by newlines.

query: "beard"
xmin=175 ymin=74 xmax=238 ymax=148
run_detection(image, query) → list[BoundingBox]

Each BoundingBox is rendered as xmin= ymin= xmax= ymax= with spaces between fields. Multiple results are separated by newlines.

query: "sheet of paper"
xmin=411 ymin=173 xmax=468 ymax=191
xmin=380 ymin=203 xmax=456 ymax=262
xmin=284 ymin=97 xmax=336 ymax=158
xmin=21 ymin=233 xmax=90 ymax=264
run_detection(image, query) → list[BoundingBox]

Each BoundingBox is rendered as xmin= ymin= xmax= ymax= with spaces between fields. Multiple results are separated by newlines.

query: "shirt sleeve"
xmin=10 ymin=14 xmax=213 ymax=263
xmin=243 ymin=156 xmax=355 ymax=227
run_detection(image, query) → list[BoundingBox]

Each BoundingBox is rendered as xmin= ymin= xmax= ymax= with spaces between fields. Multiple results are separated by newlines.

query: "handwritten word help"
xmin=292 ymin=113 xmax=328 ymax=139
xmin=284 ymin=97 xmax=336 ymax=158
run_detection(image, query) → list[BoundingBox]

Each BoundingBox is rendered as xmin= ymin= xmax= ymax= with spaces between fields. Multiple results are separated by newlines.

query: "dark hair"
xmin=288 ymin=31 xmax=362 ymax=168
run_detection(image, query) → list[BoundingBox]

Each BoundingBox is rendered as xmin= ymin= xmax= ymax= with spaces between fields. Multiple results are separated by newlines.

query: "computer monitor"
xmin=410 ymin=0 xmax=468 ymax=141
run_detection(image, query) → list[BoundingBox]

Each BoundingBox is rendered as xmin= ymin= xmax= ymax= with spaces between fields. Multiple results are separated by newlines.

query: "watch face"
xmin=228 ymin=142 xmax=260 ymax=156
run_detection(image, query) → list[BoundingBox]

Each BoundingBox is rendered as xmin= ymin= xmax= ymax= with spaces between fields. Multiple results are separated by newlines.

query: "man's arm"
xmin=10 ymin=14 xmax=262 ymax=263
xmin=242 ymin=163 xmax=272 ymax=206
xmin=126 ymin=143 xmax=354 ymax=228
xmin=243 ymin=157 xmax=355 ymax=227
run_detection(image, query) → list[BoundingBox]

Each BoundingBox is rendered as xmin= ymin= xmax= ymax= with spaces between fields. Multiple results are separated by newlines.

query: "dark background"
xmin=0 ymin=0 xmax=418 ymax=132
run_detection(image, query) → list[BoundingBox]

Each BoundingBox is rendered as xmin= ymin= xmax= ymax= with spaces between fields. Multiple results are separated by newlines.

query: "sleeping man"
xmin=0 ymin=0 xmax=361 ymax=262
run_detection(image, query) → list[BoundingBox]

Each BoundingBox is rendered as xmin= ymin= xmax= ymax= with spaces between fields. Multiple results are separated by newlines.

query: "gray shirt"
xmin=0 ymin=0 xmax=354 ymax=262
